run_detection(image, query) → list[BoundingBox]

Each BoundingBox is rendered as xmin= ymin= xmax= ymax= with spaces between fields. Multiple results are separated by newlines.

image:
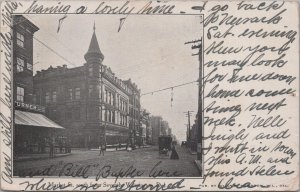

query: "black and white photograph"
xmin=1 ymin=1 xmax=299 ymax=191
xmin=12 ymin=13 xmax=203 ymax=178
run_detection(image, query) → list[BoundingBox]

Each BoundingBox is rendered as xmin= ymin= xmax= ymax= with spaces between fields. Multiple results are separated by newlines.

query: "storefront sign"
xmin=15 ymin=101 xmax=45 ymax=113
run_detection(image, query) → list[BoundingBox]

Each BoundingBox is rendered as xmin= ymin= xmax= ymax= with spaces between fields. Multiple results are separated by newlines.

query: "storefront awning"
xmin=15 ymin=110 xmax=64 ymax=129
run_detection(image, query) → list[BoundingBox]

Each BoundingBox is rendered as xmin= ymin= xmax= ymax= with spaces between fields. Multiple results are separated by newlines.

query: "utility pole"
xmin=185 ymin=124 xmax=189 ymax=142
xmin=185 ymin=37 xmax=203 ymax=170
xmin=184 ymin=111 xmax=193 ymax=147
xmin=197 ymin=39 xmax=203 ymax=163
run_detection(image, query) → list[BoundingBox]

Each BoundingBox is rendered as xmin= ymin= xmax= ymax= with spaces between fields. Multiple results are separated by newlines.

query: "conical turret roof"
xmin=84 ymin=23 xmax=104 ymax=62
xmin=87 ymin=31 xmax=101 ymax=54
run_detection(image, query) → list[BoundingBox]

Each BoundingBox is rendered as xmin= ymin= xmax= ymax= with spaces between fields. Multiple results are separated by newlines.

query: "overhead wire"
xmin=33 ymin=36 xmax=77 ymax=67
xmin=141 ymin=80 xmax=197 ymax=96
xmin=26 ymin=15 xmax=82 ymax=66
xmin=21 ymin=16 xmax=77 ymax=67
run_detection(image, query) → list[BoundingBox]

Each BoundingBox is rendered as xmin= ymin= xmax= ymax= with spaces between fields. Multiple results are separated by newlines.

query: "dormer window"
xmin=17 ymin=32 xmax=24 ymax=48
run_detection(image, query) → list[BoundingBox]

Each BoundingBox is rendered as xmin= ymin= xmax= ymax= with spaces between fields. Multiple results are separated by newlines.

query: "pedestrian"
xmin=99 ymin=144 xmax=105 ymax=156
xmin=170 ymin=143 xmax=179 ymax=160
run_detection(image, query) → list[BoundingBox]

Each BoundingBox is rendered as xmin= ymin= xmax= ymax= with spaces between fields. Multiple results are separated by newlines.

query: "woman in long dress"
xmin=170 ymin=143 xmax=179 ymax=160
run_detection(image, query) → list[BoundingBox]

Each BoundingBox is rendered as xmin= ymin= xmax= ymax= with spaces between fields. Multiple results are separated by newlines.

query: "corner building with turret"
xmin=33 ymin=26 xmax=137 ymax=148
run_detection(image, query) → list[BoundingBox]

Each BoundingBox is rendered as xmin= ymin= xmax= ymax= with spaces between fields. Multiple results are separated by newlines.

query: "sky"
xmin=26 ymin=14 xmax=202 ymax=142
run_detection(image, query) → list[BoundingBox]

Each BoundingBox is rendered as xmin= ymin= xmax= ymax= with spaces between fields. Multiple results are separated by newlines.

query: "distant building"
xmin=13 ymin=15 xmax=65 ymax=156
xmin=33 ymin=25 xmax=136 ymax=148
xmin=124 ymin=79 xmax=141 ymax=146
xmin=150 ymin=116 xmax=162 ymax=145
xmin=139 ymin=109 xmax=150 ymax=145
xmin=161 ymin=121 xmax=169 ymax=136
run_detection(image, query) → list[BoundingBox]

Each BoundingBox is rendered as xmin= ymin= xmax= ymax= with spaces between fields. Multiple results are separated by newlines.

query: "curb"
xmin=14 ymin=153 xmax=72 ymax=162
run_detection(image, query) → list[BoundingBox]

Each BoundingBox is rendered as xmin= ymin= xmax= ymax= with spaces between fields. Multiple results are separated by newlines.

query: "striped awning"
xmin=15 ymin=110 xmax=64 ymax=129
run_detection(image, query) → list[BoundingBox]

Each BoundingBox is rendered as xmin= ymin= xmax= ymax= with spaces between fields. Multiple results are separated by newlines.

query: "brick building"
xmin=33 ymin=25 xmax=136 ymax=148
xmin=13 ymin=16 xmax=66 ymax=156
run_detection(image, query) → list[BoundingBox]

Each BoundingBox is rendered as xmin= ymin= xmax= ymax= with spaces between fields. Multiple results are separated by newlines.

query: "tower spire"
xmin=84 ymin=22 xmax=104 ymax=62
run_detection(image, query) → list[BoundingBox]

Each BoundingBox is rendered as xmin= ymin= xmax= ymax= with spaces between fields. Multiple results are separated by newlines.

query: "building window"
xmin=99 ymin=85 xmax=102 ymax=99
xmin=89 ymin=85 xmax=93 ymax=97
xmin=108 ymin=110 xmax=111 ymax=122
xmin=45 ymin=92 xmax=50 ymax=104
xmin=109 ymin=92 xmax=111 ymax=105
xmin=105 ymin=90 xmax=108 ymax=103
xmin=88 ymin=67 xmax=93 ymax=76
xmin=112 ymin=111 xmax=115 ymax=123
xmin=111 ymin=94 xmax=114 ymax=105
xmin=27 ymin=62 xmax=33 ymax=71
xmin=116 ymin=95 xmax=119 ymax=108
xmin=67 ymin=88 xmax=72 ymax=100
xmin=17 ymin=32 xmax=24 ymax=47
xmin=75 ymin=87 xmax=80 ymax=100
xmin=16 ymin=87 xmax=24 ymax=102
xmin=52 ymin=91 xmax=57 ymax=102
xmin=17 ymin=57 xmax=24 ymax=72
xmin=104 ymin=110 xmax=107 ymax=121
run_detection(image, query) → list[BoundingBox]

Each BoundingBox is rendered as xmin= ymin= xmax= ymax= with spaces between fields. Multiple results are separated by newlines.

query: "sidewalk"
xmin=90 ymin=145 xmax=152 ymax=152
xmin=14 ymin=153 xmax=72 ymax=162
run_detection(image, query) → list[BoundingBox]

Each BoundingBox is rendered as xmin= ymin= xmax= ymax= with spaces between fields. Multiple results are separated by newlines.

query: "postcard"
xmin=0 ymin=0 xmax=299 ymax=191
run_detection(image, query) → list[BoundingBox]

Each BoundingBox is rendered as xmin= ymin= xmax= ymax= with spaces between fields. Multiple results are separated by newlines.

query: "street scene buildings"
xmin=13 ymin=15 xmax=202 ymax=177
xmin=13 ymin=16 xmax=67 ymax=156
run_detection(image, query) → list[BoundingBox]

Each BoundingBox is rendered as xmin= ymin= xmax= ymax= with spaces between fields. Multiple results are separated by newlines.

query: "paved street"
xmin=14 ymin=146 xmax=200 ymax=178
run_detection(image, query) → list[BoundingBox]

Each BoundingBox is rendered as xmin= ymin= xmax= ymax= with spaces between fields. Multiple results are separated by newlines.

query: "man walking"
xmin=99 ymin=144 xmax=105 ymax=156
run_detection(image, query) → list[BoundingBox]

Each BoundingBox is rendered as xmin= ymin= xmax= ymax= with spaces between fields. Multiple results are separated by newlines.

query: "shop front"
xmin=14 ymin=108 xmax=69 ymax=156
xmin=105 ymin=124 xmax=130 ymax=145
